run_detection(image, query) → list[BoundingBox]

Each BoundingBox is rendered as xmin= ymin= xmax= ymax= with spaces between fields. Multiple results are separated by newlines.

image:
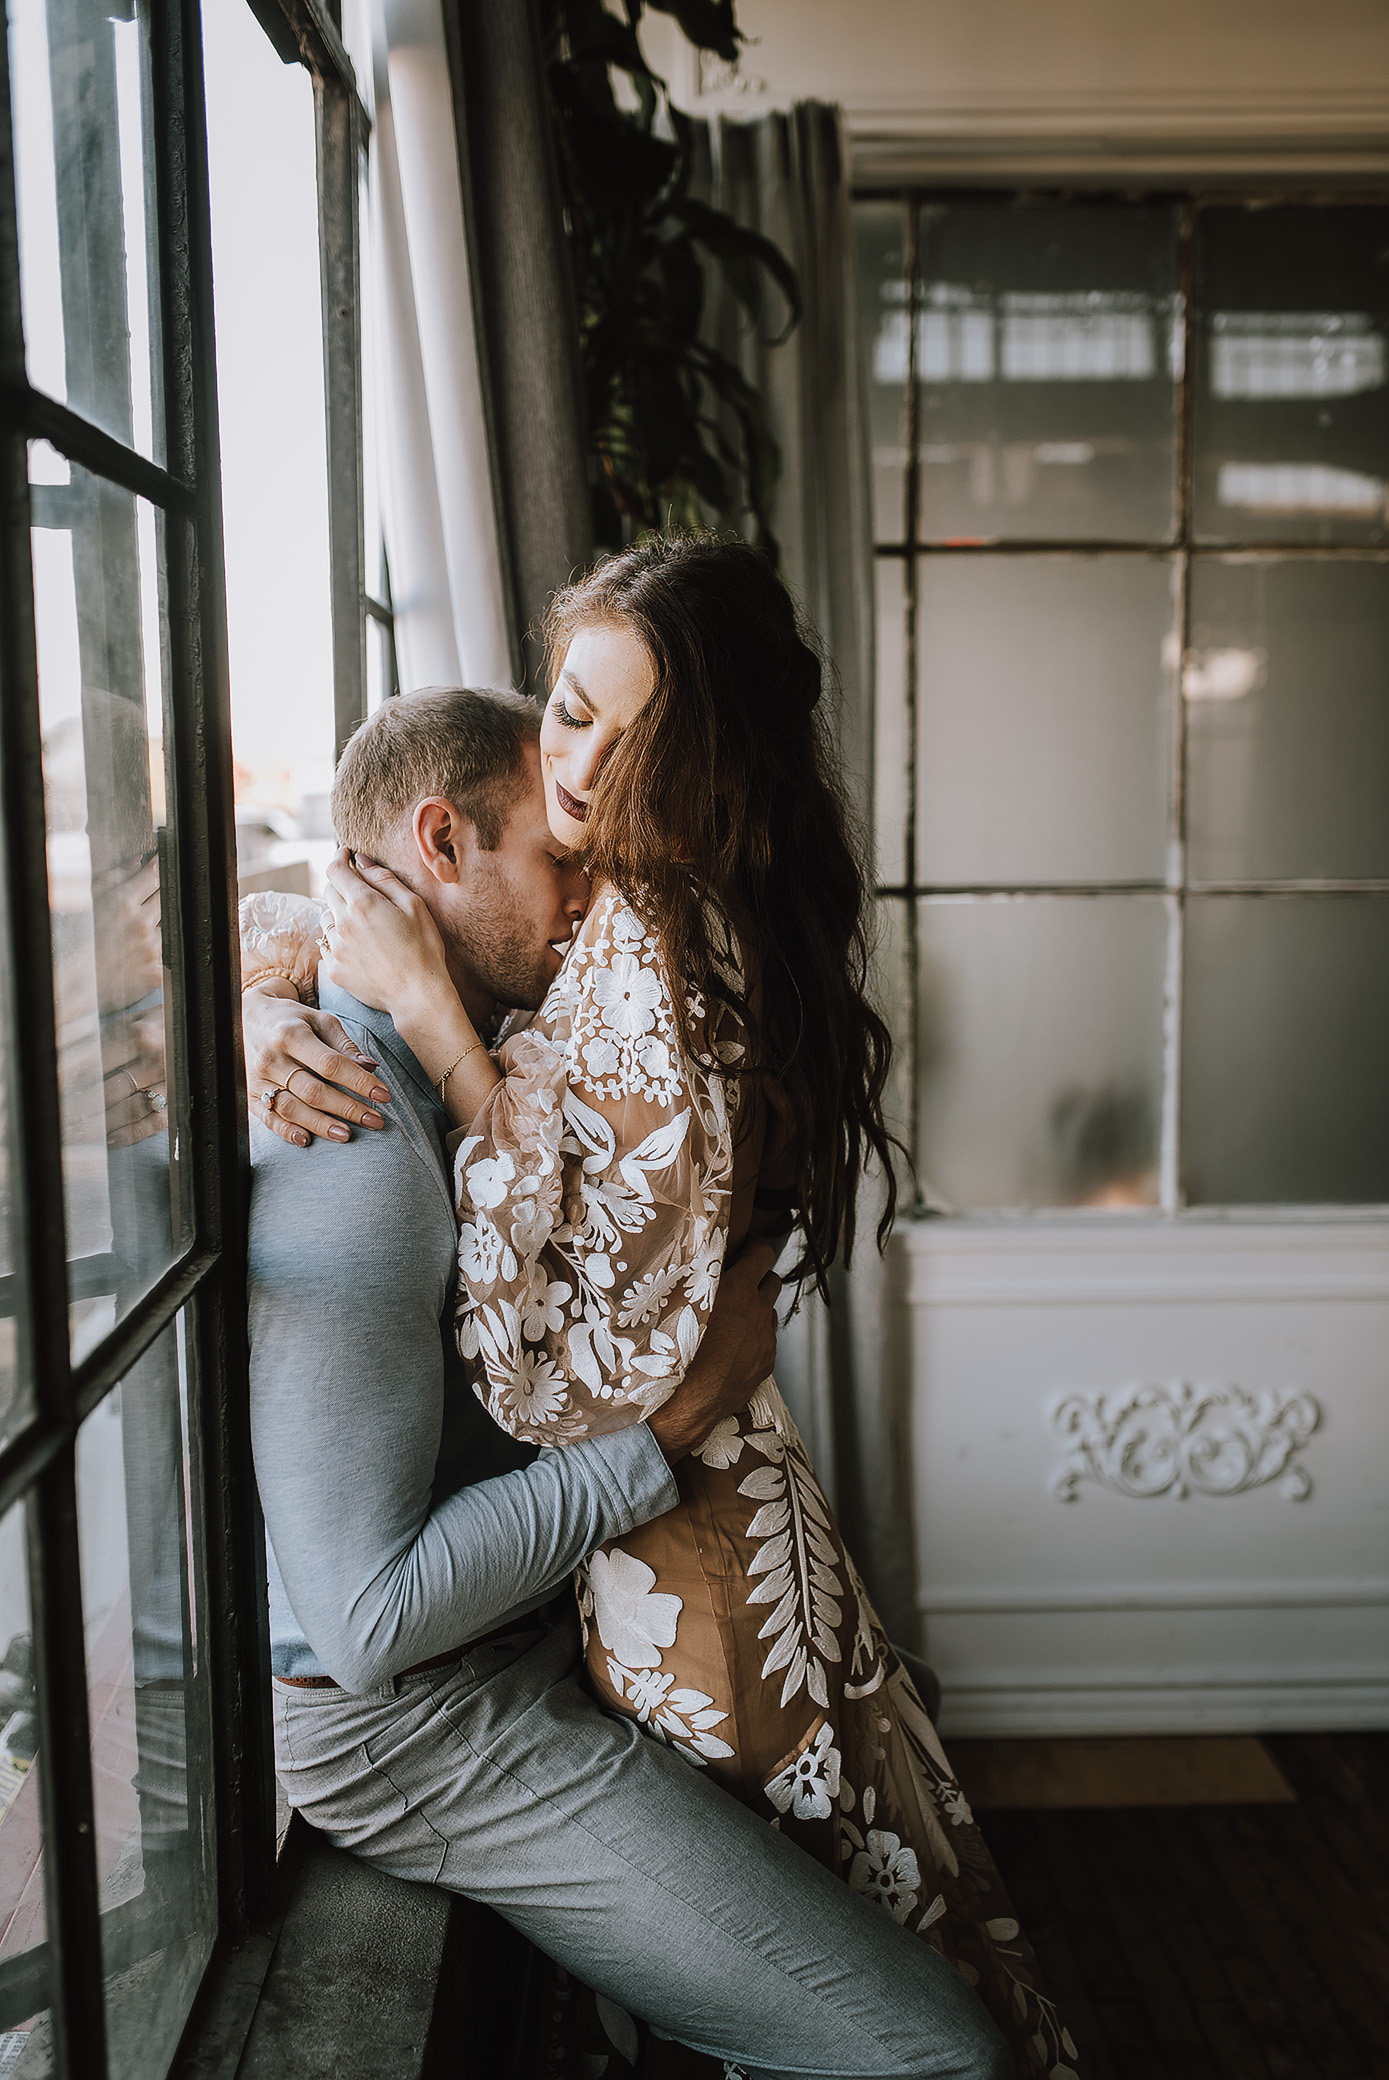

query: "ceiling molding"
xmin=843 ymin=86 xmax=1389 ymax=184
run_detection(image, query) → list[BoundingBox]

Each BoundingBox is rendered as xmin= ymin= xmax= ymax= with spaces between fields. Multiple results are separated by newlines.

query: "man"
xmin=245 ymin=688 xmax=1006 ymax=2080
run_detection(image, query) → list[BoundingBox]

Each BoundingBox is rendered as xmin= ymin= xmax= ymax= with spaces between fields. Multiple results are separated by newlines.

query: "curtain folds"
xmin=703 ymin=105 xmax=918 ymax=1646
xmin=367 ymin=0 xmax=518 ymax=693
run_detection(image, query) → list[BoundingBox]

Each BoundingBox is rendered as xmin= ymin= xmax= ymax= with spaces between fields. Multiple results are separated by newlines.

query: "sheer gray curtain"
xmin=703 ymin=104 xmax=918 ymax=1645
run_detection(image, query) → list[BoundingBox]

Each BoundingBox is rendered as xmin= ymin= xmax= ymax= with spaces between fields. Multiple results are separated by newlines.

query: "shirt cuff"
xmin=581 ymin=1421 xmax=680 ymax=1533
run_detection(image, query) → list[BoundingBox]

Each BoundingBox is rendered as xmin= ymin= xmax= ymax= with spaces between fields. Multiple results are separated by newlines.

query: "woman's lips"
xmin=556 ymin=782 xmax=589 ymax=823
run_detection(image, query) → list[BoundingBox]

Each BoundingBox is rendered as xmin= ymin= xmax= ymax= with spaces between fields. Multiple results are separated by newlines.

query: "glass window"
xmin=0 ymin=1502 xmax=49 ymax=2066
xmin=917 ymin=896 xmax=1166 ymax=1210
xmin=204 ymin=0 xmax=336 ymax=898
xmin=1193 ymin=207 xmax=1389 ymax=546
xmin=873 ymin=556 xmax=908 ymax=886
xmin=916 ymin=204 xmax=1181 ymax=546
xmin=864 ymin=189 xmax=1389 ymax=1214
xmin=9 ymin=0 xmax=165 ymax=464
xmin=31 ymin=457 xmax=185 ymax=1364
xmin=0 ymin=874 xmax=26 ymax=1445
xmin=76 ymin=1316 xmax=214 ymax=2078
xmin=1186 ymin=557 xmax=1389 ymax=885
xmin=1182 ymin=896 xmax=1389 ymax=1203
xmin=856 ymin=202 xmax=910 ymax=544
xmin=917 ymin=555 xmax=1174 ymax=886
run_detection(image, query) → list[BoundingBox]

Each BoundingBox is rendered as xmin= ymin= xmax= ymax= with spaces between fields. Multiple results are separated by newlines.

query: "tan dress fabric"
xmin=239 ymin=886 xmax=1077 ymax=2078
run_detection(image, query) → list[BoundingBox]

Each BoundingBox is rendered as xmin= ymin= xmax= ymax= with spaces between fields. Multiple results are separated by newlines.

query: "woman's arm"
xmin=239 ymin=892 xmax=392 ymax=1145
xmin=320 ymin=850 xmax=501 ymax=1128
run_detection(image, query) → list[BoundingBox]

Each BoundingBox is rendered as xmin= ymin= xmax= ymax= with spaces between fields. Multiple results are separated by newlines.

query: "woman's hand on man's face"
xmin=243 ymin=980 xmax=391 ymax=1147
xmin=320 ymin=848 xmax=453 ymax=1021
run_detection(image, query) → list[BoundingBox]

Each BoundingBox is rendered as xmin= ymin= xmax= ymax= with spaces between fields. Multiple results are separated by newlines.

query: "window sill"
xmin=172 ymin=1817 xmax=534 ymax=2080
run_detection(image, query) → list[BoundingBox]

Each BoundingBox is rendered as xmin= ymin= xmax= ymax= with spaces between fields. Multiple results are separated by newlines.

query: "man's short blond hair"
xmin=331 ymin=687 xmax=541 ymax=856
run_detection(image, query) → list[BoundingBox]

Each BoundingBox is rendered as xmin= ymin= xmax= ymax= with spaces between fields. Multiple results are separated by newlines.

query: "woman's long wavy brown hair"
xmin=544 ymin=532 xmax=899 ymax=1298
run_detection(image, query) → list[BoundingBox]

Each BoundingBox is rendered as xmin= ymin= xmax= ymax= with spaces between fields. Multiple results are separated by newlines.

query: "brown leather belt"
xmin=274 ymin=1614 xmax=538 ymax=1691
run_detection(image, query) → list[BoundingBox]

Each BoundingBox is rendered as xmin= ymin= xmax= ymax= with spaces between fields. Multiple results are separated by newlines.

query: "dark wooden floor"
xmin=975 ymin=1732 xmax=1389 ymax=2080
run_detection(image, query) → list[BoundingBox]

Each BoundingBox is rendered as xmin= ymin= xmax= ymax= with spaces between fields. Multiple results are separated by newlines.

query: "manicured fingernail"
xmin=370 ymin=1084 xmax=390 ymax=1103
xmin=361 ymin=1110 xmax=383 ymax=1128
xmin=355 ymin=1055 xmax=377 ymax=1069
xmin=294 ymin=1132 xmax=309 ymax=1147
xmin=329 ymin=1124 xmax=350 ymax=1141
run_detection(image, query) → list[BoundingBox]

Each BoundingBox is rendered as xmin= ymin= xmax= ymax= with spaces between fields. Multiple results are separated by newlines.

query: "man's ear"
xmin=411 ymin=797 xmax=478 ymax=885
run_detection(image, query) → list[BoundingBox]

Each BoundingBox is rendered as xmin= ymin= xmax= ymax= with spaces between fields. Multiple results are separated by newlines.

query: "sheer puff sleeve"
xmin=238 ymin=891 xmax=327 ymax=1004
xmin=453 ymin=885 xmax=745 ymax=1446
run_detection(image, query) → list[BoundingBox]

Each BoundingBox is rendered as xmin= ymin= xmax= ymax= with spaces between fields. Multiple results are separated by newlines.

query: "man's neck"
xmin=449 ymin=960 xmax=500 ymax=1042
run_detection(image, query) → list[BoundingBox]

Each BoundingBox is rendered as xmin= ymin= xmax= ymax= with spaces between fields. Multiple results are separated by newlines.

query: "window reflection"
xmin=1194 ymin=207 xmax=1389 ymax=545
xmin=0 ymin=1503 xmax=48 ymax=2068
xmin=1210 ymin=312 xmax=1385 ymax=402
xmin=1186 ymin=559 xmax=1389 ymax=884
xmin=1183 ymin=896 xmax=1389 ymax=1203
xmin=916 ymin=556 xmax=1174 ymax=887
xmin=917 ymin=896 xmax=1166 ymax=1211
xmin=914 ymin=205 xmax=1180 ymax=544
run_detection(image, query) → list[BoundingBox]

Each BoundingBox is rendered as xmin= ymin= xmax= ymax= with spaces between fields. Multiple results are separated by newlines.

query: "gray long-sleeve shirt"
xmin=248 ymin=978 xmax=679 ymax=1692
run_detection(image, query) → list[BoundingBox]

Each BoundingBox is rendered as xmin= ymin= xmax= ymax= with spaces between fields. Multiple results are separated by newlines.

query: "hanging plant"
xmin=540 ymin=0 xmax=801 ymax=560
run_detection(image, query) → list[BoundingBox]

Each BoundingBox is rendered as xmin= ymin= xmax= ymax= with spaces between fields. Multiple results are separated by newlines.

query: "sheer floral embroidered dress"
xmin=240 ymin=887 xmax=1077 ymax=2080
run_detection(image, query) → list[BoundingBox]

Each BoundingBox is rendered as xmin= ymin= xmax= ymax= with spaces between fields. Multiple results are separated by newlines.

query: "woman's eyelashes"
xmin=552 ymin=696 xmax=589 ymax=730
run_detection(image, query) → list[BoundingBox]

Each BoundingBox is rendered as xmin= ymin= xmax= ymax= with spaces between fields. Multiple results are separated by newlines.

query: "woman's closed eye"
xmin=552 ymin=696 xmax=589 ymax=730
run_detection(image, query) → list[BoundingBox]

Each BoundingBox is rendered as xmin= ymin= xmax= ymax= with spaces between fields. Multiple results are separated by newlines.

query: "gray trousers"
xmin=273 ymin=1612 xmax=1010 ymax=2080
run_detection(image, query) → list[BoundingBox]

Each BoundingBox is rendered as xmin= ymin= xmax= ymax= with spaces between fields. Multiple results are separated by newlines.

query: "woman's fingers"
xmin=281 ymin=1026 xmax=390 ymax=1110
xmin=250 ymin=1093 xmax=311 ymax=1148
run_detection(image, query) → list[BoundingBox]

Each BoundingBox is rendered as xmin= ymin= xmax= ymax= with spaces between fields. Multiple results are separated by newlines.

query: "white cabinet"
xmin=901 ymin=1219 xmax=1389 ymax=1734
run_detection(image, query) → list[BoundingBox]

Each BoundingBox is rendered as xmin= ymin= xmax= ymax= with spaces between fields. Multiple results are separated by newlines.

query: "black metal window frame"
xmin=0 ymin=0 xmax=385 ymax=2067
xmin=861 ymin=181 xmax=1389 ymax=1211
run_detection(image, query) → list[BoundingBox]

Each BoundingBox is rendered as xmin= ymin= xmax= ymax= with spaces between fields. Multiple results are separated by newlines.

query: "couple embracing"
xmin=240 ymin=535 xmax=1074 ymax=2080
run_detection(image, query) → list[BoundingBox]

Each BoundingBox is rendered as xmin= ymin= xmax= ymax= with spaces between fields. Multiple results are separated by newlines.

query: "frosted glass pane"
xmin=1194 ymin=206 xmax=1389 ymax=545
xmin=857 ymin=203 xmax=910 ymax=542
xmin=1182 ymin=896 xmax=1389 ymax=1204
xmin=1186 ymin=559 xmax=1389 ymax=883
xmin=874 ymin=557 xmax=908 ymax=885
xmin=917 ymin=204 xmax=1180 ymax=544
xmin=917 ymin=556 xmax=1175 ymax=886
xmin=918 ymin=896 xmax=1166 ymax=1210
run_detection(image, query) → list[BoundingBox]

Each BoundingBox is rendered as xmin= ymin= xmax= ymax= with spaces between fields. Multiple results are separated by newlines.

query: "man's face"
xmin=432 ymin=745 xmax=589 ymax=1013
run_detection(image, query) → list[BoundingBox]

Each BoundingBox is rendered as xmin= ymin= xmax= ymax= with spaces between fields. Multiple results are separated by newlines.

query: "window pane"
xmin=1186 ymin=558 xmax=1389 ymax=884
xmin=1182 ymin=895 xmax=1389 ymax=1204
xmin=918 ymin=895 xmax=1166 ymax=1210
xmin=76 ymin=1315 xmax=215 ymax=2078
xmin=31 ymin=457 xmax=185 ymax=1364
xmin=917 ymin=204 xmax=1180 ymax=545
xmin=917 ymin=555 xmax=1174 ymax=886
xmin=856 ymin=202 xmax=910 ymax=542
xmin=0 ymin=856 xmax=30 ymax=1442
xmin=0 ymin=1502 xmax=50 ymax=2069
xmin=1193 ymin=206 xmax=1389 ymax=546
xmin=204 ymin=0 xmax=336 ymax=896
xmin=9 ymin=0 xmax=164 ymax=462
xmin=872 ymin=896 xmax=913 ymax=1168
xmin=873 ymin=556 xmax=907 ymax=885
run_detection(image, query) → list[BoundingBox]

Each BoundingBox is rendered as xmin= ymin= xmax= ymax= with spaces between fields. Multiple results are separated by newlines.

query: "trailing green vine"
xmin=540 ymin=0 xmax=800 ymax=560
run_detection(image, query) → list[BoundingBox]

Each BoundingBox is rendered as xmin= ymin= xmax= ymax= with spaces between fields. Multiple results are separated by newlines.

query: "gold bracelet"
xmin=438 ymin=1040 xmax=486 ymax=1105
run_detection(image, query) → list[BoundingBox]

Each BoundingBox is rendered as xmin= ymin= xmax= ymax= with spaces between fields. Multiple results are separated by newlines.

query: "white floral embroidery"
xmin=738 ymin=1391 xmax=844 ymax=1711
xmin=765 ymin=1723 xmax=842 ymax=1822
xmin=584 ymin=1548 xmax=682 ymax=1669
xmin=693 ymin=1415 xmax=744 ymax=1470
xmin=452 ymin=887 xmax=743 ymax=1443
xmin=849 ymin=1829 xmax=922 ymax=1923
xmin=603 ymin=1662 xmax=736 ymax=1766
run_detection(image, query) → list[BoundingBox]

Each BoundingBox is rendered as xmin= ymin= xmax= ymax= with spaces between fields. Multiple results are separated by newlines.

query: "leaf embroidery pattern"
xmin=739 ymin=1398 xmax=845 ymax=1710
xmin=602 ymin=1660 xmax=737 ymax=1766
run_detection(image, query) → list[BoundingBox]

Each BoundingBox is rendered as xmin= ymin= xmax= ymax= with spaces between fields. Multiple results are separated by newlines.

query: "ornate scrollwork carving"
xmin=1051 ymin=1381 xmax=1321 ymax=1503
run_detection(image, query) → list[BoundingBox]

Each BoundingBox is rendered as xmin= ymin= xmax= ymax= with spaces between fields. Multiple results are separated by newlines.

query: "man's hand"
xmin=646 ymin=1243 xmax=782 ymax=1465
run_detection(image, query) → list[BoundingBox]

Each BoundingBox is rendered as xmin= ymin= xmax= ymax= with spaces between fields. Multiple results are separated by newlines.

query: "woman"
xmin=241 ymin=536 xmax=1075 ymax=2078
